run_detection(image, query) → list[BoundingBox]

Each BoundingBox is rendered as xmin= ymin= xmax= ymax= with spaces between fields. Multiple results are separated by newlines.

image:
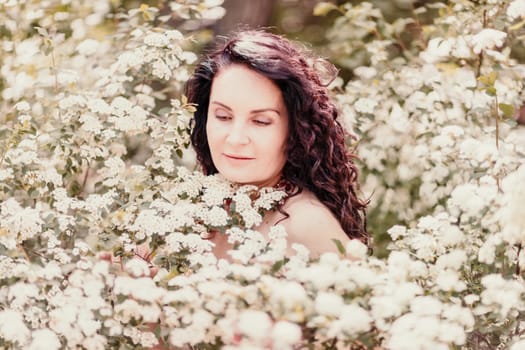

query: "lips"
xmin=224 ymin=153 xmax=254 ymax=160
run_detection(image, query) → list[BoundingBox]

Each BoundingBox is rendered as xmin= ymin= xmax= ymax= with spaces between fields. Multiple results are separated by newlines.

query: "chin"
xmin=217 ymin=170 xmax=257 ymax=185
xmin=224 ymin=175 xmax=258 ymax=184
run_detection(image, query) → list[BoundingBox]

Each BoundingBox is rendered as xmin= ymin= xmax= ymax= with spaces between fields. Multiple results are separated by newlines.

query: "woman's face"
xmin=206 ymin=64 xmax=289 ymax=187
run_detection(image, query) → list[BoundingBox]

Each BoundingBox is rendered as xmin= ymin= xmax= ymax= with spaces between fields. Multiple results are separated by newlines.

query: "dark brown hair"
xmin=185 ymin=30 xmax=368 ymax=243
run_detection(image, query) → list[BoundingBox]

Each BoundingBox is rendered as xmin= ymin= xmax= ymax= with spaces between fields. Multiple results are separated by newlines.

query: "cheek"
xmin=268 ymin=131 xmax=288 ymax=164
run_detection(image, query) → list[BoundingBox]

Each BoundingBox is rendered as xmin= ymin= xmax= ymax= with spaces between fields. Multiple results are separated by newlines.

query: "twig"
xmin=517 ymin=244 xmax=522 ymax=276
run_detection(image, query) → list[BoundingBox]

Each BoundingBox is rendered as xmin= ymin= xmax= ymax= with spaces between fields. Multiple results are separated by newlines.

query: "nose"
xmin=225 ymin=120 xmax=250 ymax=145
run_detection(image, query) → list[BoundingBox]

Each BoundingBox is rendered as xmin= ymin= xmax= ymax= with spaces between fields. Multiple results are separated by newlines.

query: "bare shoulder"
xmin=279 ymin=189 xmax=349 ymax=257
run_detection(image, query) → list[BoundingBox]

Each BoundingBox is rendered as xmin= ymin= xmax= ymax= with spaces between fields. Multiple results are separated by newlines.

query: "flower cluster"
xmin=1 ymin=0 xmax=525 ymax=349
xmin=320 ymin=0 xmax=525 ymax=347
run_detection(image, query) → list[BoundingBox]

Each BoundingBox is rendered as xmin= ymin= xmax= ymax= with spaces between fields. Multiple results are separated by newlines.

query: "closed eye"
xmin=215 ymin=114 xmax=231 ymax=121
xmin=254 ymin=120 xmax=271 ymax=126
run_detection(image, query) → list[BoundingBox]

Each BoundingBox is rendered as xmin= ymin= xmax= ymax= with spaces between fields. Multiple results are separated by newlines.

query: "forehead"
xmin=210 ymin=64 xmax=285 ymax=110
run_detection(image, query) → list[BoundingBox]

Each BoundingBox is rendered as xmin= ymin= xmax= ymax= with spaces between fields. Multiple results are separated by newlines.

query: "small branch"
xmin=494 ymin=94 xmax=500 ymax=149
xmin=476 ymin=10 xmax=488 ymax=78
xmin=80 ymin=166 xmax=90 ymax=198
xmin=493 ymin=94 xmax=502 ymax=193
xmin=17 ymin=242 xmax=33 ymax=262
xmin=476 ymin=51 xmax=483 ymax=78
xmin=49 ymin=37 xmax=63 ymax=125
xmin=517 ymin=244 xmax=522 ymax=276
xmin=51 ymin=49 xmax=59 ymax=94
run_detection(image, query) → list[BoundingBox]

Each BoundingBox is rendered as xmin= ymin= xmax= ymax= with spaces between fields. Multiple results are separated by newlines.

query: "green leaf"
xmin=270 ymin=258 xmax=289 ymax=274
xmin=313 ymin=2 xmax=339 ymax=16
xmin=478 ymin=71 xmax=497 ymax=86
xmin=332 ymin=239 xmax=346 ymax=255
xmin=510 ymin=19 xmax=525 ymax=31
xmin=498 ymin=103 xmax=515 ymax=119
xmin=485 ymin=86 xmax=497 ymax=96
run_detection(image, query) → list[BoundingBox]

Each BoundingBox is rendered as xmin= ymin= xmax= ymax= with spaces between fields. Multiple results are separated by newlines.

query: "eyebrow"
xmin=210 ymin=101 xmax=281 ymax=116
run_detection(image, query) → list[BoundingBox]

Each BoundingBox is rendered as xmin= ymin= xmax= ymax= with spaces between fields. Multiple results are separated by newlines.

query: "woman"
xmin=186 ymin=29 xmax=368 ymax=258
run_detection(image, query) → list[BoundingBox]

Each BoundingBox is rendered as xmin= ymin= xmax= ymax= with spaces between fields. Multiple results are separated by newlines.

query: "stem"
xmin=17 ymin=242 xmax=32 ymax=262
xmin=80 ymin=165 xmax=90 ymax=198
xmin=494 ymin=94 xmax=500 ymax=149
xmin=49 ymin=42 xmax=63 ymax=125
xmin=494 ymin=94 xmax=502 ymax=193
xmin=476 ymin=51 xmax=483 ymax=78
xmin=517 ymin=244 xmax=522 ymax=276
xmin=476 ymin=10 xmax=488 ymax=78
xmin=51 ymin=49 xmax=58 ymax=94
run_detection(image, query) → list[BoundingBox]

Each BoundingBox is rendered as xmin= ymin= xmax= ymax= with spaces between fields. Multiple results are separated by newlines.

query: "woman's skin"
xmin=211 ymin=189 xmax=350 ymax=259
xmin=206 ymin=64 xmax=289 ymax=188
xmin=206 ymin=64 xmax=349 ymax=259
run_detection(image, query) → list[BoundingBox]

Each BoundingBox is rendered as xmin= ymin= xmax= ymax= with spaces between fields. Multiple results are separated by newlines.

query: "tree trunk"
xmin=213 ymin=0 xmax=277 ymax=35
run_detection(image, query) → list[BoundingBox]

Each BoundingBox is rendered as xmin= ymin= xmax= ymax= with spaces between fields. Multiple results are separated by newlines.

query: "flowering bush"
xmin=1 ymin=0 xmax=525 ymax=349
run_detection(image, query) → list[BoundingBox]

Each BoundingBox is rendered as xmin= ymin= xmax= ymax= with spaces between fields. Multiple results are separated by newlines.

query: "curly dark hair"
xmin=185 ymin=30 xmax=368 ymax=244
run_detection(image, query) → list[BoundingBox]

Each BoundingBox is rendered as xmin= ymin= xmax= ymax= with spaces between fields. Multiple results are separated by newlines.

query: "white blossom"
xmin=0 ymin=309 xmax=30 ymax=344
xmin=469 ymin=29 xmax=507 ymax=54
xmin=315 ymin=292 xmax=344 ymax=317
xmin=271 ymin=321 xmax=302 ymax=348
xmin=27 ymin=329 xmax=61 ymax=350
xmin=498 ymin=164 xmax=525 ymax=245
xmin=354 ymin=97 xmax=377 ymax=114
xmin=238 ymin=310 xmax=272 ymax=340
xmin=507 ymin=0 xmax=525 ymax=19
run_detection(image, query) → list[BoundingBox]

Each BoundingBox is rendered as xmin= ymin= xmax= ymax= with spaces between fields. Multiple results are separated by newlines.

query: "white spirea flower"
xmin=0 ymin=168 xmax=14 ymax=181
xmin=507 ymin=0 xmax=525 ymax=19
xmin=114 ymin=276 xmax=165 ymax=303
xmin=113 ymin=50 xmax=144 ymax=74
xmin=420 ymin=37 xmax=452 ymax=63
xmin=346 ymin=239 xmax=368 ymax=260
xmin=469 ymin=28 xmax=507 ymax=54
xmin=297 ymin=263 xmax=336 ymax=290
xmin=388 ymin=103 xmax=410 ymax=132
xmin=143 ymin=32 xmax=169 ymax=47
xmin=8 ymin=282 xmax=39 ymax=308
xmin=436 ymin=271 xmax=465 ymax=293
xmin=87 ymin=98 xmax=111 ymax=114
xmin=201 ymin=186 xmax=231 ymax=206
xmin=329 ymin=304 xmax=372 ymax=337
xmin=201 ymin=6 xmax=226 ymax=19
xmin=205 ymin=206 xmax=229 ymax=227
xmin=435 ymin=249 xmax=467 ymax=270
xmin=125 ymin=258 xmax=151 ymax=277
xmin=498 ymin=164 xmax=525 ymax=245
xmin=480 ymin=274 xmax=525 ymax=317
xmin=253 ymin=188 xmax=287 ymax=210
xmin=271 ymin=321 xmax=302 ymax=348
xmin=165 ymin=232 xmax=214 ymax=254
xmin=354 ymin=97 xmax=377 ymax=114
xmin=353 ymin=66 xmax=377 ymax=79
xmin=238 ymin=310 xmax=272 ymax=340
xmin=448 ymin=183 xmax=496 ymax=220
xmin=27 ymin=329 xmax=61 ymax=350
xmin=0 ymin=309 xmax=30 ymax=344
xmin=388 ymin=225 xmax=407 ymax=240
xmin=315 ymin=292 xmax=344 ymax=317
xmin=411 ymin=296 xmax=442 ymax=316
xmin=0 ymin=198 xmax=43 ymax=249
xmin=80 ymin=113 xmax=103 ymax=133
xmin=267 ymin=279 xmax=310 ymax=321
xmin=76 ymin=38 xmax=100 ymax=56
xmin=511 ymin=339 xmax=525 ymax=350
